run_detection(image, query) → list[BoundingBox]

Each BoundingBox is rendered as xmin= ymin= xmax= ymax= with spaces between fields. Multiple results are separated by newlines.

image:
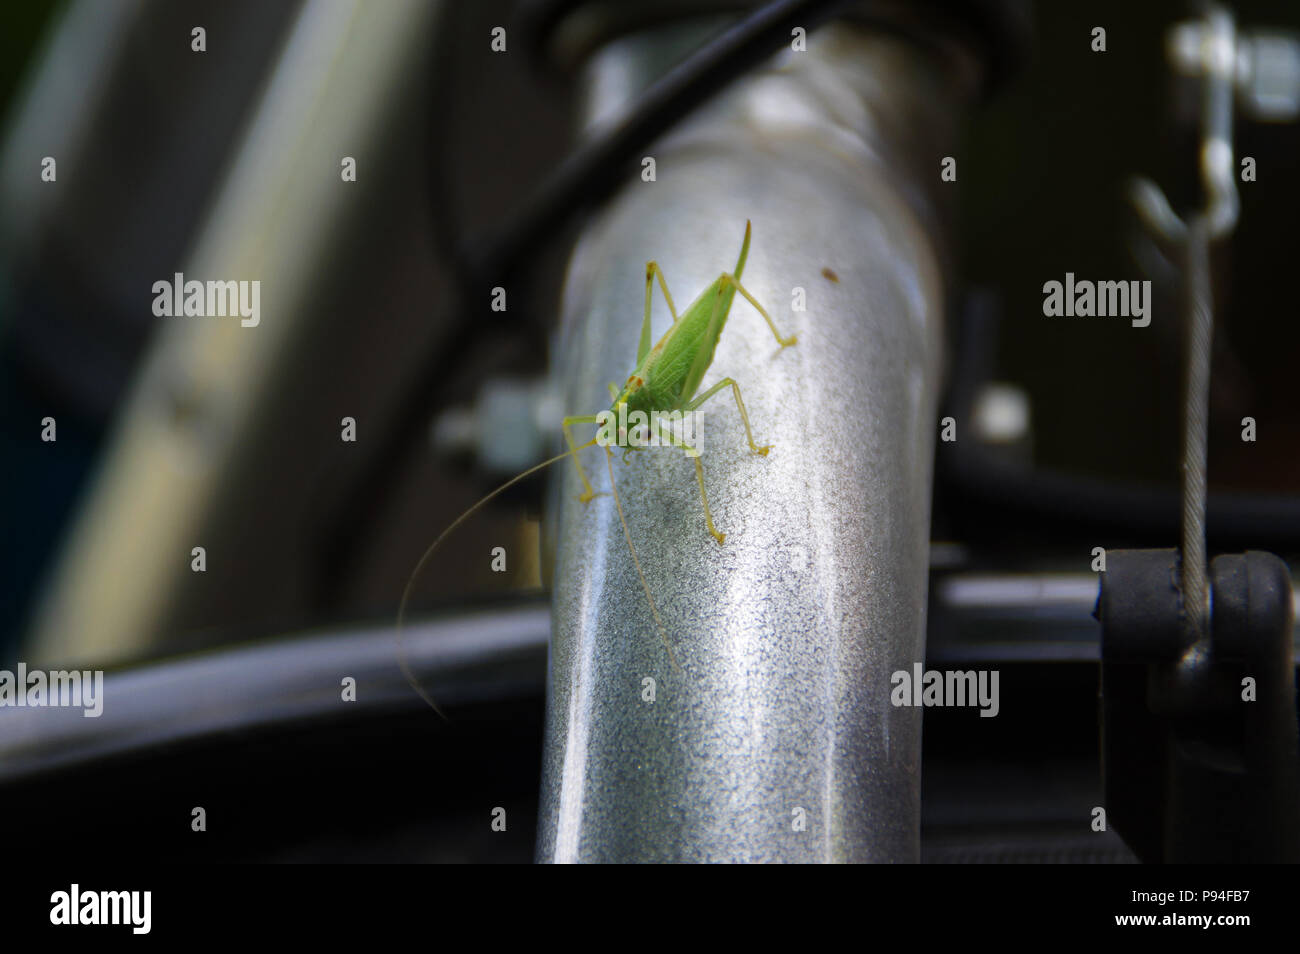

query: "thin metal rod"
xmin=1181 ymin=215 xmax=1213 ymax=644
xmin=1126 ymin=5 xmax=1238 ymax=644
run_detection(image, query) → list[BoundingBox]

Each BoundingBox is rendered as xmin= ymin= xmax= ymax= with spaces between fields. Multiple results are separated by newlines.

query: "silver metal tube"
xmin=538 ymin=23 xmax=956 ymax=862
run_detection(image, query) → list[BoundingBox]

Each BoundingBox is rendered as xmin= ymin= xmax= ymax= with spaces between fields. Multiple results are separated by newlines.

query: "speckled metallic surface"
xmin=537 ymin=25 xmax=953 ymax=862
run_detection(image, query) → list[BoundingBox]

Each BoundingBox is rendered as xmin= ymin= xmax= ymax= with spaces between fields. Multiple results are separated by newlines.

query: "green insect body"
xmin=618 ymin=235 xmax=747 ymax=418
xmin=561 ymin=219 xmax=796 ymax=545
xmin=399 ymin=221 xmax=797 ymax=711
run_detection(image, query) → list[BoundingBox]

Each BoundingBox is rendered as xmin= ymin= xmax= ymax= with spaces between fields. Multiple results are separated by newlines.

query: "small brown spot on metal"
xmin=821 ymin=267 xmax=840 ymax=283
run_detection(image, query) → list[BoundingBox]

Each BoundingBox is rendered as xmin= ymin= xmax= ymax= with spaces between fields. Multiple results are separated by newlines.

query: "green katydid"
xmin=398 ymin=220 xmax=797 ymax=715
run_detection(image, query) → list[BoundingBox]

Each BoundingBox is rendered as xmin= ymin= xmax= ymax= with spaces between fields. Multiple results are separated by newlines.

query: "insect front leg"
xmin=653 ymin=416 xmax=726 ymax=545
xmin=684 ymin=377 xmax=771 ymax=456
xmin=639 ymin=261 xmax=681 ymax=364
xmin=562 ymin=414 xmax=603 ymax=502
xmin=719 ymin=273 xmax=797 ymax=348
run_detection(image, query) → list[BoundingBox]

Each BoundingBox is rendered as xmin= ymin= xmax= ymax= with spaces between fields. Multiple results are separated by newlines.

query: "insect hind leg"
xmin=719 ymin=273 xmax=797 ymax=348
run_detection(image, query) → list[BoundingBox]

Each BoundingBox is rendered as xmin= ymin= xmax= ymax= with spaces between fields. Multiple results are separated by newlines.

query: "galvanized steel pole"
xmin=538 ymin=21 xmax=959 ymax=862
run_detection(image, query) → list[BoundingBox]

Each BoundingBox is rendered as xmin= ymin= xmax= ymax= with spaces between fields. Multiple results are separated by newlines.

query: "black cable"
xmin=937 ymin=290 xmax=1300 ymax=553
xmin=465 ymin=0 xmax=861 ymax=288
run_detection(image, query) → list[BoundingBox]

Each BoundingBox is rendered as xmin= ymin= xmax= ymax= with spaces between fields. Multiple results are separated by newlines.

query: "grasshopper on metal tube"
xmin=563 ymin=219 xmax=796 ymax=543
xmin=398 ymin=221 xmax=797 ymax=714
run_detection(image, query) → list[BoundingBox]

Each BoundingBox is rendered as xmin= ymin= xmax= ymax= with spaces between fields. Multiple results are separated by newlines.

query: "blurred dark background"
xmin=4 ymin=0 xmax=1297 ymax=669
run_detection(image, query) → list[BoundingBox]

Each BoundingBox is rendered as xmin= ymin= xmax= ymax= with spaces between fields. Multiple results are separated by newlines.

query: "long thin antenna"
xmin=397 ymin=439 xmax=599 ymax=717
